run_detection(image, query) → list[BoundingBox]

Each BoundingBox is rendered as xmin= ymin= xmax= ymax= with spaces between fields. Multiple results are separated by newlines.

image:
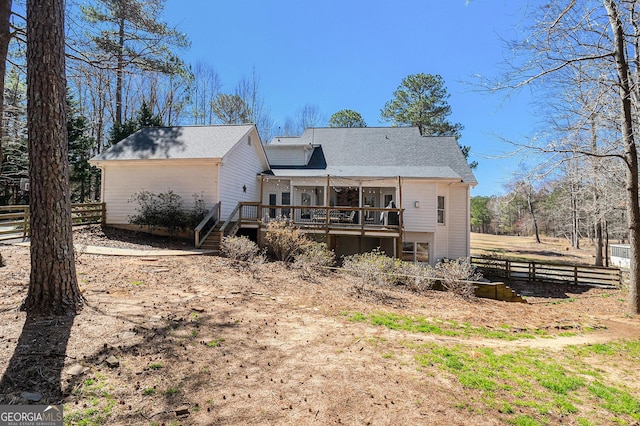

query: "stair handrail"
xmin=194 ymin=201 xmax=221 ymax=248
xmin=219 ymin=202 xmax=243 ymax=237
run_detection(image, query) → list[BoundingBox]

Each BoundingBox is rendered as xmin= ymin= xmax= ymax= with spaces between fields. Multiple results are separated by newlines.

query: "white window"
xmin=437 ymin=196 xmax=445 ymax=225
xmin=402 ymin=242 xmax=430 ymax=263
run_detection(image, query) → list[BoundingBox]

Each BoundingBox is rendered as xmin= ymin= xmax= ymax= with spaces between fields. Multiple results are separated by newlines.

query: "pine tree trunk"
xmin=0 ymin=0 xmax=12 ymax=167
xmin=21 ymin=0 xmax=83 ymax=316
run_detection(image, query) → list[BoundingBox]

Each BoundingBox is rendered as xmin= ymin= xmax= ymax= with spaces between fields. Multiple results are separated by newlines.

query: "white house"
xmin=91 ymin=125 xmax=477 ymax=264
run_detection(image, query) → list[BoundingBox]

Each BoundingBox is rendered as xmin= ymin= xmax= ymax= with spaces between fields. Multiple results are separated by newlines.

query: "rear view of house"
xmin=91 ymin=125 xmax=477 ymax=264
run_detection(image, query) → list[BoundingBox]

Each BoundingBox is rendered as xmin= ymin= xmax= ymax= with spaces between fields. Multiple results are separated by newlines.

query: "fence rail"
xmin=0 ymin=202 xmax=104 ymax=241
xmin=471 ymin=256 xmax=622 ymax=288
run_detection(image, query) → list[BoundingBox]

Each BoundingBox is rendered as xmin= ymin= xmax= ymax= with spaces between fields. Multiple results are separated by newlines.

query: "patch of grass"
xmin=143 ymin=388 xmax=156 ymax=396
xmin=165 ymin=387 xmax=180 ymax=396
xmin=410 ymin=341 xmax=640 ymax=425
xmin=588 ymin=382 xmax=640 ymax=419
xmin=346 ymin=312 xmax=367 ymax=322
xmin=348 ymin=311 xmax=538 ymax=340
xmin=207 ymin=338 xmax=225 ymax=347
xmin=148 ymin=362 xmax=163 ymax=370
xmin=64 ymin=408 xmax=103 ymax=426
xmin=511 ymin=415 xmax=542 ymax=426
xmin=130 ymin=280 xmax=143 ymax=286
xmin=65 ymin=374 xmax=115 ymax=425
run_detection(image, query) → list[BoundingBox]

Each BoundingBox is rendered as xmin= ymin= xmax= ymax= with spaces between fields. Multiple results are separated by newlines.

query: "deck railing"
xmin=0 ymin=202 xmax=105 ymax=241
xmin=194 ymin=201 xmax=221 ymax=248
xmin=232 ymin=203 xmax=403 ymax=234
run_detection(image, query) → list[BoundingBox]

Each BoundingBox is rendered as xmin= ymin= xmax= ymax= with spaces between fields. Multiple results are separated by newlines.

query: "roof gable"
xmin=91 ymin=124 xmax=258 ymax=161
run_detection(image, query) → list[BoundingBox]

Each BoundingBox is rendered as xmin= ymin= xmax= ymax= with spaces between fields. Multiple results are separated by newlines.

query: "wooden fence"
xmin=471 ymin=256 xmax=622 ymax=288
xmin=0 ymin=202 xmax=104 ymax=241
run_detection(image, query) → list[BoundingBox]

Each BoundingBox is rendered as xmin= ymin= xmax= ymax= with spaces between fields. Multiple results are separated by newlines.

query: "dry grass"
xmin=471 ymin=232 xmax=600 ymax=265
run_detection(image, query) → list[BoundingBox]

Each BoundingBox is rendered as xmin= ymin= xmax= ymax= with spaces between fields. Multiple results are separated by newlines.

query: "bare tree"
xmin=235 ymin=67 xmax=274 ymax=141
xmin=281 ymin=104 xmax=325 ymax=136
xmin=498 ymin=1 xmax=640 ymax=314
xmin=189 ymin=60 xmax=221 ymax=125
xmin=21 ymin=0 xmax=83 ymax=315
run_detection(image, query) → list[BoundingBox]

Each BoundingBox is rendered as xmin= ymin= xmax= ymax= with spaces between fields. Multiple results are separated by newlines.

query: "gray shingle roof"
xmin=267 ymin=127 xmax=478 ymax=184
xmin=91 ymin=124 xmax=256 ymax=161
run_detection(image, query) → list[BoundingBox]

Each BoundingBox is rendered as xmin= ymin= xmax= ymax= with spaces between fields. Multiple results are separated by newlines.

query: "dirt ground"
xmin=0 ymin=227 xmax=638 ymax=425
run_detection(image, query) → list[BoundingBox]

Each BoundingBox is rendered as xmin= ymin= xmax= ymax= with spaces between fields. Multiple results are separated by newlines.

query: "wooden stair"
xmin=199 ymin=229 xmax=222 ymax=253
xmin=474 ymin=282 xmax=526 ymax=303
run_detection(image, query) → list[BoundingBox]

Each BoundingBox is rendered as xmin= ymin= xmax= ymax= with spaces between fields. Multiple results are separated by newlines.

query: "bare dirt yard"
xmin=0 ymin=227 xmax=639 ymax=425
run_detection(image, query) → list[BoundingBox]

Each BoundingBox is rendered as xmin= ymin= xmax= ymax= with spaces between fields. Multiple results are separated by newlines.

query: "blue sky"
xmin=162 ymin=1 xmax=537 ymax=196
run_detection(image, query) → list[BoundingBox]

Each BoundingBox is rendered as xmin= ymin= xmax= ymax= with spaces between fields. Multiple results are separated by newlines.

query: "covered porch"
xmin=259 ymin=175 xmax=403 ymax=229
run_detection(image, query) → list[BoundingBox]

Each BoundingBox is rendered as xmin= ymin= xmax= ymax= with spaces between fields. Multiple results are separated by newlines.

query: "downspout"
xmin=466 ymin=185 xmax=470 ymax=257
xmin=259 ymin=174 xmax=264 ymax=220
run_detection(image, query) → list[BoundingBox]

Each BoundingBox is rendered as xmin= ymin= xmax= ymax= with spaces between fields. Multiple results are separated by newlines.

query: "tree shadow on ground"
xmin=507 ymin=281 xmax=595 ymax=299
xmin=0 ymin=314 xmax=75 ymax=404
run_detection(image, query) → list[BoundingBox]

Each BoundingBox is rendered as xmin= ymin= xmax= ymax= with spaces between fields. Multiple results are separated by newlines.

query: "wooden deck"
xmin=230 ymin=202 xmax=403 ymax=237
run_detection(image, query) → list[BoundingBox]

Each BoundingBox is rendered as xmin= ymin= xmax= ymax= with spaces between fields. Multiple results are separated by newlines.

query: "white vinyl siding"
xmin=402 ymin=180 xmax=436 ymax=232
xmin=448 ymin=185 xmax=470 ymax=258
xmin=264 ymin=145 xmax=309 ymax=166
xmin=218 ymin=129 xmax=266 ymax=218
xmin=434 ymin=184 xmax=450 ymax=261
xmin=101 ymin=160 xmax=218 ymax=225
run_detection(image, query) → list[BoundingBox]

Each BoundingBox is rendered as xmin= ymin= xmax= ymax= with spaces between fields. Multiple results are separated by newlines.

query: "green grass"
xmin=165 ymin=387 xmax=180 ymax=396
xmin=588 ymin=382 xmax=640 ymax=419
xmin=130 ymin=280 xmax=143 ymax=286
xmin=143 ymin=388 xmax=156 ymax=396
xmin=207 ymin=338 xmax=225 ymax=347
xmin=147 ymin=362 xmax=163 ymax=370
xmin=64 ymin=374 xmax=115 ymax=425
xmin=345 ymin=311 xmax=540 ymax=340
xmin=410 ymin=342 xmax=640 ymax=424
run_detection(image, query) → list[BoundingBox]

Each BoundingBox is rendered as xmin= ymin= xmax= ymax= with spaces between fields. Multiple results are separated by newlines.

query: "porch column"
xmin=397 ymin=176 xmax=402 ymax=209
xmin=259 ymin=175 xmax=264 ymax=220
xmin=325 ymin=175 xmax=330 ymax=206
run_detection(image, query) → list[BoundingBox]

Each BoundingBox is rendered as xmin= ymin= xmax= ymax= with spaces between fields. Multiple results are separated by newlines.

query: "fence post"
xmin=101 ymin=202 xmax=106 ymax=224
xmin=505 ymin=260 xmax=511 ymax=280
xmin=574 ymin=266 xmax=578 ymax=286
xmin=529 ymin=262 xmax=535 ymax=282
xmin=23 ymin=206 xmax=29 ymax=239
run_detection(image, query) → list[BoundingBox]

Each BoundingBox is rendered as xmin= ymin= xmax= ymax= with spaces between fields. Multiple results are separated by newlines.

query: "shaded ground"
xmin=0 ymin=228 xmax=638 ymax=425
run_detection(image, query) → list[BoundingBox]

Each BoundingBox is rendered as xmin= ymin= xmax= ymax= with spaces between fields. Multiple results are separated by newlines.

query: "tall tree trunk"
xmin=605 ymin=0 xmax=640 ymax=315
xmin=115 ymin=15 xmax=125 ymax=127
xmin=591 ymin=117 xmax=604 ymax=266
xmin=595 ymin=220 xmax=603 ymax=266
xmin=605 ymin=221 xmax=610 ymax=268
xmin=0 ymin=0 xmax=12 ymax=168
xmin=22 ymin=0 xmax=83 ymax=316
xmin=571 ymin=182 xmax=580 ymax=249
xmin=527 ymin=190 xmax=541 ymax=243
